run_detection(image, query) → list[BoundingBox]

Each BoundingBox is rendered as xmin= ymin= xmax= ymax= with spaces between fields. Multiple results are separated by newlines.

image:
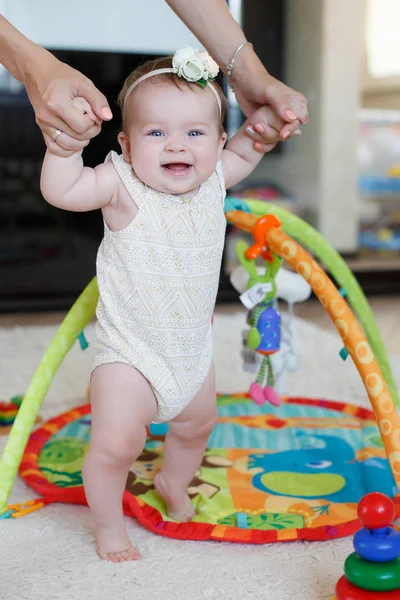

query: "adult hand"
xmin=25 ymin=54 xmax=113 ymax=156
xmin=45 ymin=97 xmax=98 ymax=158
xmin=230 ymin=46 xmax=308 ymax=150
xmin=243 ymin=104 xmax=295 ymax=154
xmin=165 ymin=0 xmax=308 ymax=137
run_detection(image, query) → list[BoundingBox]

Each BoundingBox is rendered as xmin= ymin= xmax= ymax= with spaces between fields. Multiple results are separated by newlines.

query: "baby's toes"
xmin=122 ymin=546 xmax=142 ymax=561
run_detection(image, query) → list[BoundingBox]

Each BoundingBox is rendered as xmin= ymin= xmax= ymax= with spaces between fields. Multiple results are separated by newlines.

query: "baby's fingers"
xmin=72 ymin=97 xmax=100 ymax=125
xmin=254 ymin=141 xmax=277 ymax=154
xmin=246 ymin=123 xmax=281 ymax=146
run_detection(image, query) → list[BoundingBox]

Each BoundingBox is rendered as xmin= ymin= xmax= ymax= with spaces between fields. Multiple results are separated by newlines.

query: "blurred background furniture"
xmin=1 ymin=0 xmax=399 ymax=311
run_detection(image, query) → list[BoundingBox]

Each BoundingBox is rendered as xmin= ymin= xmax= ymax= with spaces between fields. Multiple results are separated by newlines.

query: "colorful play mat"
xmin=19 ymin=393 xmax=398 ymax=544
xmin=2 ymin=199 xmax=400 ymax=563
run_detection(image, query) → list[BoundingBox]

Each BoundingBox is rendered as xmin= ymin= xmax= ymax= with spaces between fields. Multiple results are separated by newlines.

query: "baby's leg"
xmin=82 ymin=363 xmax=157 ymax=563
xmin=154 ymin=364 xmax=217 ymax=521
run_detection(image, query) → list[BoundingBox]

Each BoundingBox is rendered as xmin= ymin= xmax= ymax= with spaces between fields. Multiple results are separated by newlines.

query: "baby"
xmin=40 ymin=48 xmax=284 ymax=563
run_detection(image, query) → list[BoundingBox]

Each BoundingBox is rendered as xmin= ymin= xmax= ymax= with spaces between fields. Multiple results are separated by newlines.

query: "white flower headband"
xmin=124 ymin=47 xmax=222 ymax=116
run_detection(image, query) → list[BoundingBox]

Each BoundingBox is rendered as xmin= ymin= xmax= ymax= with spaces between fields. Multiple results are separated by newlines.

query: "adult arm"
xmin=166 ymin=0 xmax=308 ymax=139
xmin=0 ymin=15 xmax=111 ymax=154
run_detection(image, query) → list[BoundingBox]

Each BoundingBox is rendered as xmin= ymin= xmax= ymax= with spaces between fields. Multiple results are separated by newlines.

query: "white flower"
xmin=198 ymin=52 xmax=219 ymax=79
xmin=172 ymin=47 xmax=205 ymax=82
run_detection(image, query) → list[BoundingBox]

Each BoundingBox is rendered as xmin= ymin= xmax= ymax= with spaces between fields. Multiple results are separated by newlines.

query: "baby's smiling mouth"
xmin=162 ymin=163 xmax=192 ymax=175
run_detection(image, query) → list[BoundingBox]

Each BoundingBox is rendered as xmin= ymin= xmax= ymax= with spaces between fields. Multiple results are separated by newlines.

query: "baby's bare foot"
xmin=97 ymin=544 xmax=141 ymax=563
xmin=96 ymin=524 xmax=141 ymax=563
xmin=154 ymin=472 xmax=195 ymax=522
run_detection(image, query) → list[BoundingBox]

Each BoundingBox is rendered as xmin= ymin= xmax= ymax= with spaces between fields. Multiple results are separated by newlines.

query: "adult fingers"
xmin=45 ymin=94 xmax=102 ymax=136
xmin=279 ymin=119 xmax=303 ymax=140
xmin=256 ymin=110 xmax=285 ymax=133
xmin=289 ymin=94 xmax=309 ymax=124
xmin=51 ymin=128 xmax=90 ymax=151
xmin=266 ymin=84 xmax=309 ymax=125
xmin=43 ymin=130 xmax=89 ymax=156
xmin=39 ymin=120 xmax=101 ymax=147
xmin=42 ymin=132 xmax=77 ymax=157
xmin=251 ymin=117 xmax=303 ymax=141
xmin=283 ymin=97 xmax=308 ymax=125
xmin=36 ymin=108 xmax=101 ymax=142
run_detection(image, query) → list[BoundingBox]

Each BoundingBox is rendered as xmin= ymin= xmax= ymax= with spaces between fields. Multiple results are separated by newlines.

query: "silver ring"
xmin=52 ymin=129 xmax=62 ymax=143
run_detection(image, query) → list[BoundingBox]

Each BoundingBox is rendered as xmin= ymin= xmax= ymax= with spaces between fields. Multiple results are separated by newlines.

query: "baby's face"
xmin=119 ymin=81 xmax=226 ymax=197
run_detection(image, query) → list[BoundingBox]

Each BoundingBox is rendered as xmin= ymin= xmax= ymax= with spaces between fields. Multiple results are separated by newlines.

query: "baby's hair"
xmin=118 ymin=56 xmax=227 ymax=133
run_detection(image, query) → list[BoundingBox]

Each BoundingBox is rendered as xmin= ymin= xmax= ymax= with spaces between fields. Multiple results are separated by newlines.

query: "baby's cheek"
xmin=132 ymin=144 xmax=156 ymax=167
xmin=202 ymin=146 xmax=220 ymax=166
xmin=196 ymin=150 xmax=219 ymax=180
xmin=131 ymin=148 xmax=159 ymax=185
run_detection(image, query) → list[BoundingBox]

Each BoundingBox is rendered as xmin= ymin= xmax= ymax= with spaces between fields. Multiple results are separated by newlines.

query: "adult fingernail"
xmin=282 ymin=131 xmax=290 ymax=139
xmin=246 ymin=126 xmax=255 ymax=136
xmin=285 ymin=110 xmax=297 ymax=120
xmin=294 ymin=129 xmax=302 ymax=135
xmin=101 ymin=107 xmax=113 ymax=120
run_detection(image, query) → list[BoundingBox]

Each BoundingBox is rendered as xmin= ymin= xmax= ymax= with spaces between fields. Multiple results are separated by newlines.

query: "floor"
xmin=4 ymin=298 xmax=398 ymax=600
xmin=297 ymin=296 xmax=400 ymax=354
xmin=1 ymin=296 xmax=399 ymax=354
xmin=0 ymin=298 xmax=399 ymax=600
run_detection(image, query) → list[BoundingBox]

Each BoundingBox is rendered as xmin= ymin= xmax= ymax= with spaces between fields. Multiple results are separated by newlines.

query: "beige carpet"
xmin=0 ymin=310 xmax=399 ymax=600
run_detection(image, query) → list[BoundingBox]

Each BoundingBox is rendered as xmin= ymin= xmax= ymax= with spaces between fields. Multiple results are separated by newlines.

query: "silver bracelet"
xmin=226 ymin=41 xmax=253 ymax=79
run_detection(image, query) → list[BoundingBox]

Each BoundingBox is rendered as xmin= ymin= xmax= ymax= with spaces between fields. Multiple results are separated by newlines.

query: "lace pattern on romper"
xmin=92 ymin=152 xmax=226 ymax=422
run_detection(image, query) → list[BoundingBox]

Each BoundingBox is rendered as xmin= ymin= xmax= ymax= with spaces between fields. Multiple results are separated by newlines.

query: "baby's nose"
xmin=165 ymin=136 xmax=185 ymax=152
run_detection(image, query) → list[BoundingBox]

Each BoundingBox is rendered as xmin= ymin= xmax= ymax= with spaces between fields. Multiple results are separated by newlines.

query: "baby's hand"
xmin=245 ymin=105 xmax=301 ymax=154
xmin=47 ymin=97 xmax=101 ymax=158
xmin=72 ymin=96 xmax=99 ymax=125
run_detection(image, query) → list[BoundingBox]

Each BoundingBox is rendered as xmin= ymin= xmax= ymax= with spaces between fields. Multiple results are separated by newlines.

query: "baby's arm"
xmin=41 ymin=151 xmax=118 ymax=212
xmin=40 ymin=98 xmax=119 ymax=212
xmin=221 ymin=106 xmax=284 ymax=190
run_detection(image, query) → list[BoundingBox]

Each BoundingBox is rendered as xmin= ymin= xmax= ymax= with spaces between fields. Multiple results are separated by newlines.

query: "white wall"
xmin=3 ymin=0 xmax=200 ymax=54
xmin=319 ymin=0 xmax=362 ymax=251
xmin=250 ymin=0 xmax=363 ymax=253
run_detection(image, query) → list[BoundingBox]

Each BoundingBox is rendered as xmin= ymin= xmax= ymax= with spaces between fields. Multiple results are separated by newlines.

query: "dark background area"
xmin=0 ymin=1 xmax=286 ymax=312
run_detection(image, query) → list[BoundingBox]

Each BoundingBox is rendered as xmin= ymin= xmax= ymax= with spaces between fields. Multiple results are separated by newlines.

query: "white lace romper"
xmin=92 ymin=151 xmax=227 ymax=422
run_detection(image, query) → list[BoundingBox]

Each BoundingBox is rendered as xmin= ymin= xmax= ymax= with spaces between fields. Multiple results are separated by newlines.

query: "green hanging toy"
xmin=236 ymin=233 xmax=282 ymax=407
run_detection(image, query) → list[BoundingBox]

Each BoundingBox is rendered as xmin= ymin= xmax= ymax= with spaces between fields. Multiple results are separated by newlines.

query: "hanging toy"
xmin=231 ymin=261 xmax=312 ymax=396
xmin=235 ymin=215 xmax=283 ymax=407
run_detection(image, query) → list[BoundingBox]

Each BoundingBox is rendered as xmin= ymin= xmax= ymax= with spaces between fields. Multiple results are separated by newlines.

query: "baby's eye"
xmin=148 ymin=130 xmax=163 ymax=137
xmin=188 ymin=130 xmax=203 ymax=137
